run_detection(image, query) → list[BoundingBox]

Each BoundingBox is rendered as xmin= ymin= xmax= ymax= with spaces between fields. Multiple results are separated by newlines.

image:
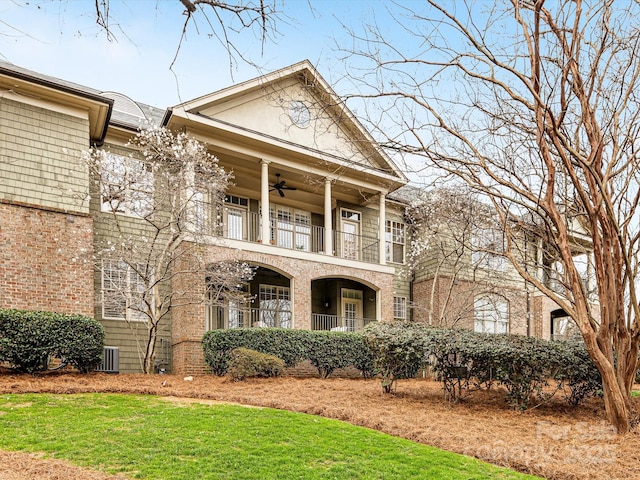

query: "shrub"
xmin=202 ymin=328 xmax=309 ymax=375
xmin=300 ymin=331 xmax=375 ymax=378
xmin=430 ymin=329 xmax=569 ymax=408
xmin=552 ymin=340 xmax=602 ymax=405
xmin=202 ymin=329 xmax=376 ymax=378
xmin=362 ymin=321 xmax=431 ymax=393
xmin=363 ymin=321 xmax=602 ymax=408
xmin=227 ymin=347 xmax=285 ymax=381
xmin=490 ymin=335 xmax=559 ymax=409
xmin=50 ymin=314 xmax=106 ymax=373
xmin=346 ymin=333 xmax=377 ymax=378
xmin=0 ymin=309 xmax=104 ymax=374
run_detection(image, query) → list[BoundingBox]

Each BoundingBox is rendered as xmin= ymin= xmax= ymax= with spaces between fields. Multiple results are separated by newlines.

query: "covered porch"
xmin=204 ymin=267 xmax=379 ymax=333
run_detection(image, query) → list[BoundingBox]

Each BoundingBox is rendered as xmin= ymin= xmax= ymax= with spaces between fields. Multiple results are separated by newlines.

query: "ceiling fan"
xmin=270 ymin=173 xmax=297 ymax=197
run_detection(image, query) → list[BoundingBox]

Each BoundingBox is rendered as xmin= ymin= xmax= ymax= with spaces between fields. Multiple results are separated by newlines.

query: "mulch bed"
xmin=0 ymin=371 xmax=638 ymax=479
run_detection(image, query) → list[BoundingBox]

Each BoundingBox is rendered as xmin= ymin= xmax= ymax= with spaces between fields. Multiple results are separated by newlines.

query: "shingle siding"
xmin=0 ymin=98 xmax=90 ymax=214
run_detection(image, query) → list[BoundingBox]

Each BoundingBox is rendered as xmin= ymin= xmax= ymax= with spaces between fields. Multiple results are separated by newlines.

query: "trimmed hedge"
xmin=202 ymin=329 xmax=309 ymax=375
xmin=361 ymin=321 xmax=431 ymax=392
xmin=227 ymin=347 xmax=285 ymax=381
xmin=0 ymin=309 xmax=105 ymax=373
xmin=362 ymin=321 xmax=602 ymax=408
xmin=201 ymin=328 xmax=375 ymax=378
xmin=307 ymin=331 xmax=375 ymax=378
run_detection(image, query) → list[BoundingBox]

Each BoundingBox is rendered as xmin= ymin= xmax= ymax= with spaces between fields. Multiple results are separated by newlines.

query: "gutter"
xmin=0 ymin=63 xmax=114 ymax=143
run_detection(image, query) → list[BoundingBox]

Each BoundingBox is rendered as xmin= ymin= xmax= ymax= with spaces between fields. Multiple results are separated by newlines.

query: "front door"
xmin=341 ymin=289 xmax=363 ymax=331
xmin=342 ymin=221 xmax=360 ymax=260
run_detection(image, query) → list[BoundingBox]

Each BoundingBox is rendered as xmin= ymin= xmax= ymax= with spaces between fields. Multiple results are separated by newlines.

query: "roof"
xmin=164 ymin=60 xmax=408 ymax=188
xmin=0 ymin=61 xmax=163 ymax=137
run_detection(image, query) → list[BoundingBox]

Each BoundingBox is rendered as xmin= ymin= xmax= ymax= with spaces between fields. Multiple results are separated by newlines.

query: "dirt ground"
xmin=0 ymin=372 xmax=638 ymax=480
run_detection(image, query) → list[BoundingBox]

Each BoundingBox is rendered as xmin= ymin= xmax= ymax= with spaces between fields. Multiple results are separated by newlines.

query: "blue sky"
xmin=0 ymin=0 xmax=393 ymax=108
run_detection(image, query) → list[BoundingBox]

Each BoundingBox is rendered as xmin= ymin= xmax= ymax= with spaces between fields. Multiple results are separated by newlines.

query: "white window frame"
xmin=205 ymin=282 xmax=250 ymax=330
xmin=258 ymin=284 xmax=292 ymax=328
xmin=101 ymin=153 xmax=154 ymax=218
xmin=183 ymin=164 xmax=214 ymax=233
xmin=269 ymin=204 xmax=311 ymax=251
xmin=393 ymin=296 xmax=407 ymax=320
xmin=340 ymin=208 xmax=361 ymax=260
xmin=224 ymin=195 xmax=249 ymax=240
xmin=386 ymin=220 xmax=406 ymax=264
xmin=289 ymin=100 xmax=311 ymax=128
xmin=474 ymin=294 xmax=509 ymax=334
xmin=101 ymin=259 xmax=147 ymax=322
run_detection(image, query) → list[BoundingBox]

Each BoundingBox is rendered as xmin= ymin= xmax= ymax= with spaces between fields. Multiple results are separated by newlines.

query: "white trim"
xmin=200 ymin=236 xmax=397 ymax=275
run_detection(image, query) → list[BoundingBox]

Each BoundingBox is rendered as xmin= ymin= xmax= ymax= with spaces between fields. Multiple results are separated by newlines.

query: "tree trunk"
xmin=581 ymin=326 xmax=636 ymax=433
xmin=143 ymin=324 xmax=158 ymax=374
xmin=600 ymin=369 xmax=631 ymax=433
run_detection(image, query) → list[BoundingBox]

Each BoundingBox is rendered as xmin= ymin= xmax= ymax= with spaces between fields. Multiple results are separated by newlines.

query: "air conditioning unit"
xmin=97 ymin=346 xmax=119 ymax=373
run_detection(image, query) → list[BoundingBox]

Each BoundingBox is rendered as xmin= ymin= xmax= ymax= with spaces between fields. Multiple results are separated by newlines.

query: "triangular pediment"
xmin=171 ymin=61 xmax=406 ymax=182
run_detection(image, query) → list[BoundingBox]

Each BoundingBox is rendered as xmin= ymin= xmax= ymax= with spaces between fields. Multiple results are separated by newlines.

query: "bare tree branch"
xmin=342 ymin=0 xmax=640 ymax=433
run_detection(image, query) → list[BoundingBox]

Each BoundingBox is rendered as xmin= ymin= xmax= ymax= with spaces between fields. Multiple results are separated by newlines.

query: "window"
xmin=101 ymin=259 xmax=146 ymax=321
xmin=472 ymin=228 xmax=507 ymax=271
xmin=289 ymin=101 xmax=310 ymax=127
xmin=551 ymin=314 xmax=580 ymax=341
xmin=474 ymin=294 xmax=509 ymax=334
xmin=101 ymin=153 xmax=153 ymax=217
xmin=224 ymin=195 xmax=249 ymax=240
xmin=259 ymin=285 xmax=292 ymax=328
xmin=186 ymin=183 xmax=213 ymax=233
xmin=386 ymin=220 xmax=405 ymax=263
xmin=341 ymin=209 xmax=361 ymax=222
xmin=269 ymin=205 xmax=311 ymax=251
xmin=341 ymin=289 xmax=363 ymax=331
xmin=205 ymin=281 xmax=250 ymax=330
xmin=393 ymin=296 xmax=407 ymax=320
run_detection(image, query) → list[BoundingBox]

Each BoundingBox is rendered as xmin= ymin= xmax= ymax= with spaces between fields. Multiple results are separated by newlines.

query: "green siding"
xmin=90 ymin=143 xmax=172 ymax=373
xmin=0 ymin=98 xmax=90 ymax=213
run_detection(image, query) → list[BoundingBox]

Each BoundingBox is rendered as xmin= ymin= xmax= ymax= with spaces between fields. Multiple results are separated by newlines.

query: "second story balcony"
xmin=214 ymin=208 xmax=382 ymax=264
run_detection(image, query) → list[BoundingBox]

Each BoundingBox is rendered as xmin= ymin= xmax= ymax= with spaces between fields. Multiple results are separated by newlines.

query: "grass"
xmin=0 ymin=393 xmax=540 ymax=479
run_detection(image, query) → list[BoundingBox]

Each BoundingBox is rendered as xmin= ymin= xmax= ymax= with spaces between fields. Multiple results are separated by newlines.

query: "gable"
xmin=174 ymin=62 xmax=405 ymax=180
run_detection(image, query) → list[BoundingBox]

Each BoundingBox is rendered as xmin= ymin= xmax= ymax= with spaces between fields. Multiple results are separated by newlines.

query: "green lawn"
xmin=0 ymin=394 xmax=539 ymax=479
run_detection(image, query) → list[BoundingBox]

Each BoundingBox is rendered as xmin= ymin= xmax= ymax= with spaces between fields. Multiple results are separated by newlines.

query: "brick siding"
xmin=412 ymin=275 xmax=528 ymax=335
xmin=0 ymin=203 xmax=94 ymax=315
xmin=171 ymin=244 xmax=396 ymax=374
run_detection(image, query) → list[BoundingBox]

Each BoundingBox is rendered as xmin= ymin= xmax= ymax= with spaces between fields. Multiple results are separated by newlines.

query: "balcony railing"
xmin=311 ymin=313 xmax=376 ymax=332
xmin=333 ymin=230 xmax=379 ymax=264
xmin=206 ymin=308 xmax=377 ymax=333
xmin=206 ymin=306 xmax=292 ymax=330
xmin=217 ymin=209 xmax=381 ymax=264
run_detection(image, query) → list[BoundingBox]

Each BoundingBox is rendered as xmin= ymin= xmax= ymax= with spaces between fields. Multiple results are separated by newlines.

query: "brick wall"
xmin=171 ymin=244 xmax=396 ymax=374
xmin=0 ymin=203 xmax=94 ymax=315
xmin=412 ymin=275 xmax=529 ymax=335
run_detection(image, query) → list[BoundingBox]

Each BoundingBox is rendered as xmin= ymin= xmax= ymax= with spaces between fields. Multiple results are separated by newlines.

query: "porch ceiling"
xmin=166 ymin=111 xmax=406 ymax=199
xmin=215 ymin=149 xmax=388 ymax=208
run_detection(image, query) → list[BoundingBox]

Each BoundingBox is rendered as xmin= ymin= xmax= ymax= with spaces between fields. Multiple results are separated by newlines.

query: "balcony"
xmin=218 ymin=210 xmax=381 ymax=264
xmin=206 ymin=306 xmax=292 ymax=330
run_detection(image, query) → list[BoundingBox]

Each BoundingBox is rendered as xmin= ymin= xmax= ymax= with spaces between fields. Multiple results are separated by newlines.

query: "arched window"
xmin=474 ymin=294 xmax=509 ymax=334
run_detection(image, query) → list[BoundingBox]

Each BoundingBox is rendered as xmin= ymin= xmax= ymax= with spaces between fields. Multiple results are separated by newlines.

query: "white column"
xmin=379 ymin=192 xmax=387 ymax=265
xmin=260 ymin=160 xmax=271 ymax=244
xmin=324 ymin=178 xmax=333 ymax=255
